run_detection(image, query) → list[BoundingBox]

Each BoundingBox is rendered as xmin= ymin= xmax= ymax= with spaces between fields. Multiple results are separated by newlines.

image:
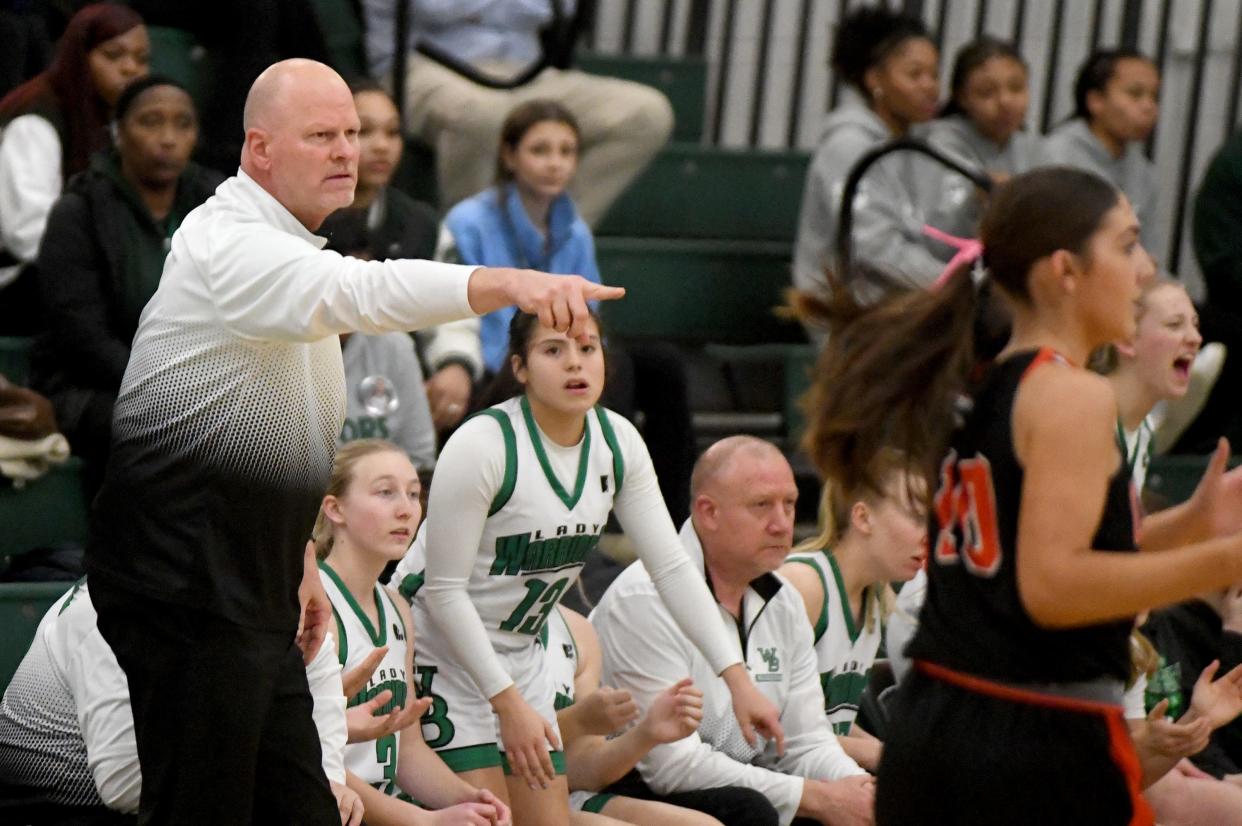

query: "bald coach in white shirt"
xmin=86 ymin=58 xmax=619 ymax=826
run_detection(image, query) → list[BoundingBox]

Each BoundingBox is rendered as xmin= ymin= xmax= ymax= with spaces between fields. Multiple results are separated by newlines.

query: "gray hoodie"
xmin=919 ymin=114 xmax=1037 ymax=242
xmin=1034 ymin=119 xmax=1160 ymax=257
xmin=793 ymin=100 xmax=943 ymax=305
xmin=341 ymin=332 xmax=437 ymax=471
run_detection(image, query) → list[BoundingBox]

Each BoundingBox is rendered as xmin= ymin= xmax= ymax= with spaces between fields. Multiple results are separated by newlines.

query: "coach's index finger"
xmin=582 ymin=281 xmax=625 ymax=302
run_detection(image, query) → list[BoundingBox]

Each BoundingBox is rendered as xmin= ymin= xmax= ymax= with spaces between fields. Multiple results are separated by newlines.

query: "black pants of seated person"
xmin=603 ymin=769 xmax=820 ymax=826
xmin=92 ymin=584 xmax=338 ymax=826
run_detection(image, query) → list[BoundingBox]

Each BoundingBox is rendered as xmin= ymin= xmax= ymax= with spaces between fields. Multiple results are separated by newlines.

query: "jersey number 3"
xmin=933 ymin=451 xmax=1002 ymax=577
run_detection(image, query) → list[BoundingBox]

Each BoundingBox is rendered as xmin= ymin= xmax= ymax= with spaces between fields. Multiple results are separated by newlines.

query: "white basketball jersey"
xmin=784 ymin=550 xmax=882 ymax=735
xmin=540 ymin=606 xmax=580 ymax=712
xmin=320 ymin=561 xmax=410 ymax=793
xmin=394 ymin=397 xmax=625 ymax=654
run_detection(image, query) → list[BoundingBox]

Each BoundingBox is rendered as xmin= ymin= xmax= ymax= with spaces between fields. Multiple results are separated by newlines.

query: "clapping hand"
xmin=1188 ymin=659 xmax=1242 ymax=730
xmin=638 ymin=677 xmax=704 ymax=745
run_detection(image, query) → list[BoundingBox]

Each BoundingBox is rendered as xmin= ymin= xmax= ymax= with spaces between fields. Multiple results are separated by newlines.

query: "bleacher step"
xmin=595 ymin=237 xmax=801 ymax=345
xmin=598 ymin=143 xmax=809 ymax=243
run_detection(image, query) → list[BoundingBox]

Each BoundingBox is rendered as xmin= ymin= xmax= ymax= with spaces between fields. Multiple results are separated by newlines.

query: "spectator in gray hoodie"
xmin=793 ymin=6 xmax=942 ymax=315
xmin=1034 ymin=50 xmax=1162 ymax=259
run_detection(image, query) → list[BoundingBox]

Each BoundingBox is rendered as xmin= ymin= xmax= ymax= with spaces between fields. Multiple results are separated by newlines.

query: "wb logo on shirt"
xmin=756 ymin=647 xmax=782 ymax=681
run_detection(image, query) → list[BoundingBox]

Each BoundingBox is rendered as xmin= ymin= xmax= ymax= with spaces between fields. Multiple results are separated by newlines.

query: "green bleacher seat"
xmin=577 ymin=52 xmax=707 ymax=143
xmin=0 ymin=459 xmax=91 ymax=561
xmin=597 ymin=144 xmax=809 ymax=243
xmin=147 ymin=26 xmax=208 ymax=109
xmin=0 ymin=581 xmax=73 ymax=694
xmin=0 ymin=337 xmax=33 ymax=386
xmin=595 ymin=237 xmax=802 ymax=345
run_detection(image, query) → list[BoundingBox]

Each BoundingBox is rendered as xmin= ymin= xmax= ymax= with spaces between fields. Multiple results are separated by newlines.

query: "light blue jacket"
xmin=444 ymin=182 xmax=600 ymax=373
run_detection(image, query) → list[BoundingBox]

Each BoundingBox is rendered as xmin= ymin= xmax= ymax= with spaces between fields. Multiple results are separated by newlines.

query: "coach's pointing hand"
xmin=466 ymin=268 xmax=625 ymax=342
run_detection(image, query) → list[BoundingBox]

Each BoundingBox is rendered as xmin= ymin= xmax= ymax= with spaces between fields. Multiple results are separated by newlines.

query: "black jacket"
xmin=30 ymin=151 xmax=222 ymax=430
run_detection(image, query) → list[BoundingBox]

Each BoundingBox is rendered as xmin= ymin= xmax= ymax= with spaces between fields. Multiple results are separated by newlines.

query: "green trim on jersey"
xmin=787 ymin=554 xmax=830 ymax=644
xmin=437 ymin=743 xmax=504 ymax=773
xmin=332 ymin=607 xmax=348 ymax=667
xmin=474 ymin=409 xmax=518 ymax=516
xmin=826 ymin=553 xmax=863 ymax=644
xmin=319 ymin=560 xmax=388 ymax=648
xmin=500 ymin=749 xmax=567 ymax=776
xmin=521 ymin=395 xmax=592 ymax=510
xmin=58 ymin=578 xmax=87 ymax=615
xmin=593 ymin=405 xmax=625 ymax=494
xmin=582 ymin=793 xmax=615 ymax=814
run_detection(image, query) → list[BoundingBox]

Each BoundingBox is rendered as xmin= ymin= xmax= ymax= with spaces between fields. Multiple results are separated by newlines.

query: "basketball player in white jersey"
xmin=779 ymin=451 xmax=926 ymax=771
xmin=391 ymin=311 xmax=783 ymax=826
xmin=540 ymin=604 xmax=724 ymax=825
xmin=313 ymin=439 xmax=513 ymax=825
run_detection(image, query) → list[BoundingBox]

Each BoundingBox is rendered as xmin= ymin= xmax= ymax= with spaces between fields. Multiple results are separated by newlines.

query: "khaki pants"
xmin=403 ymin=53 xmax=674 ymax=225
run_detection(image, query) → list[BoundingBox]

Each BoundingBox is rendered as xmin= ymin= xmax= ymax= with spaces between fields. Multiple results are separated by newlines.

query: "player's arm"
xmin=1013 ymin=366 xmax=1242 ymax=628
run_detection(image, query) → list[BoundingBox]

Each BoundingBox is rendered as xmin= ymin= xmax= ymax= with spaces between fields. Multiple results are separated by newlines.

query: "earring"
xmin=871 ymin=86 xmax=883 ymax=99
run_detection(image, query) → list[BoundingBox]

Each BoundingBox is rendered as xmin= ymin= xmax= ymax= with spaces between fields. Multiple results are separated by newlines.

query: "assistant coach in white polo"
xmin=86 ymin=59 xmax=618 ymax=826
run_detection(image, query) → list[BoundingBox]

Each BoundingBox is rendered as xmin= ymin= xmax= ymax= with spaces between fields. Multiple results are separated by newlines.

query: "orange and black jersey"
xmin=906 ymin=348 xmax=1137 ymax=684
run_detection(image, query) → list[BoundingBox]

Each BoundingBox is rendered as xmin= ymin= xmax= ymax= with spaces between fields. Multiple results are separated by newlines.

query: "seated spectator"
xmin=362 ymin=0 xmax=672 ymax=225
xmin=1033 ymin=50 xmax=1161 ymax=257
xmin=544 ymin=603 xmax=730 ymax=825
xmin=446 ymin=98 xmax=694 ymax=520
xmin=793 ymin=6 xmax=942 ymax=312
xmin=0 ymin=3 xmax=148 ymax=334
xmin=0 ymin=580 xmax=360 ymax=823
xmin=591 ymin=436 xmax=874 ymax=826
xmin=320 ymin=81 xmax=440 ymax=263
xmin=920 ymin=37 xmax=1034 ymax=245
xmin=313 ymin=439 xmax=512 ymax=825
xmin=29 ymin=76 xmax=221 ymax=493
xmin=779 ymin=450 xmax=926 ymax=771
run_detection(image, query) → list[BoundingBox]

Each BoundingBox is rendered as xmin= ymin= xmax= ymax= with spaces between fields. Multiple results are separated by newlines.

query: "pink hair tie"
xmin=923 ymin=224 xmax=984 ymax=291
